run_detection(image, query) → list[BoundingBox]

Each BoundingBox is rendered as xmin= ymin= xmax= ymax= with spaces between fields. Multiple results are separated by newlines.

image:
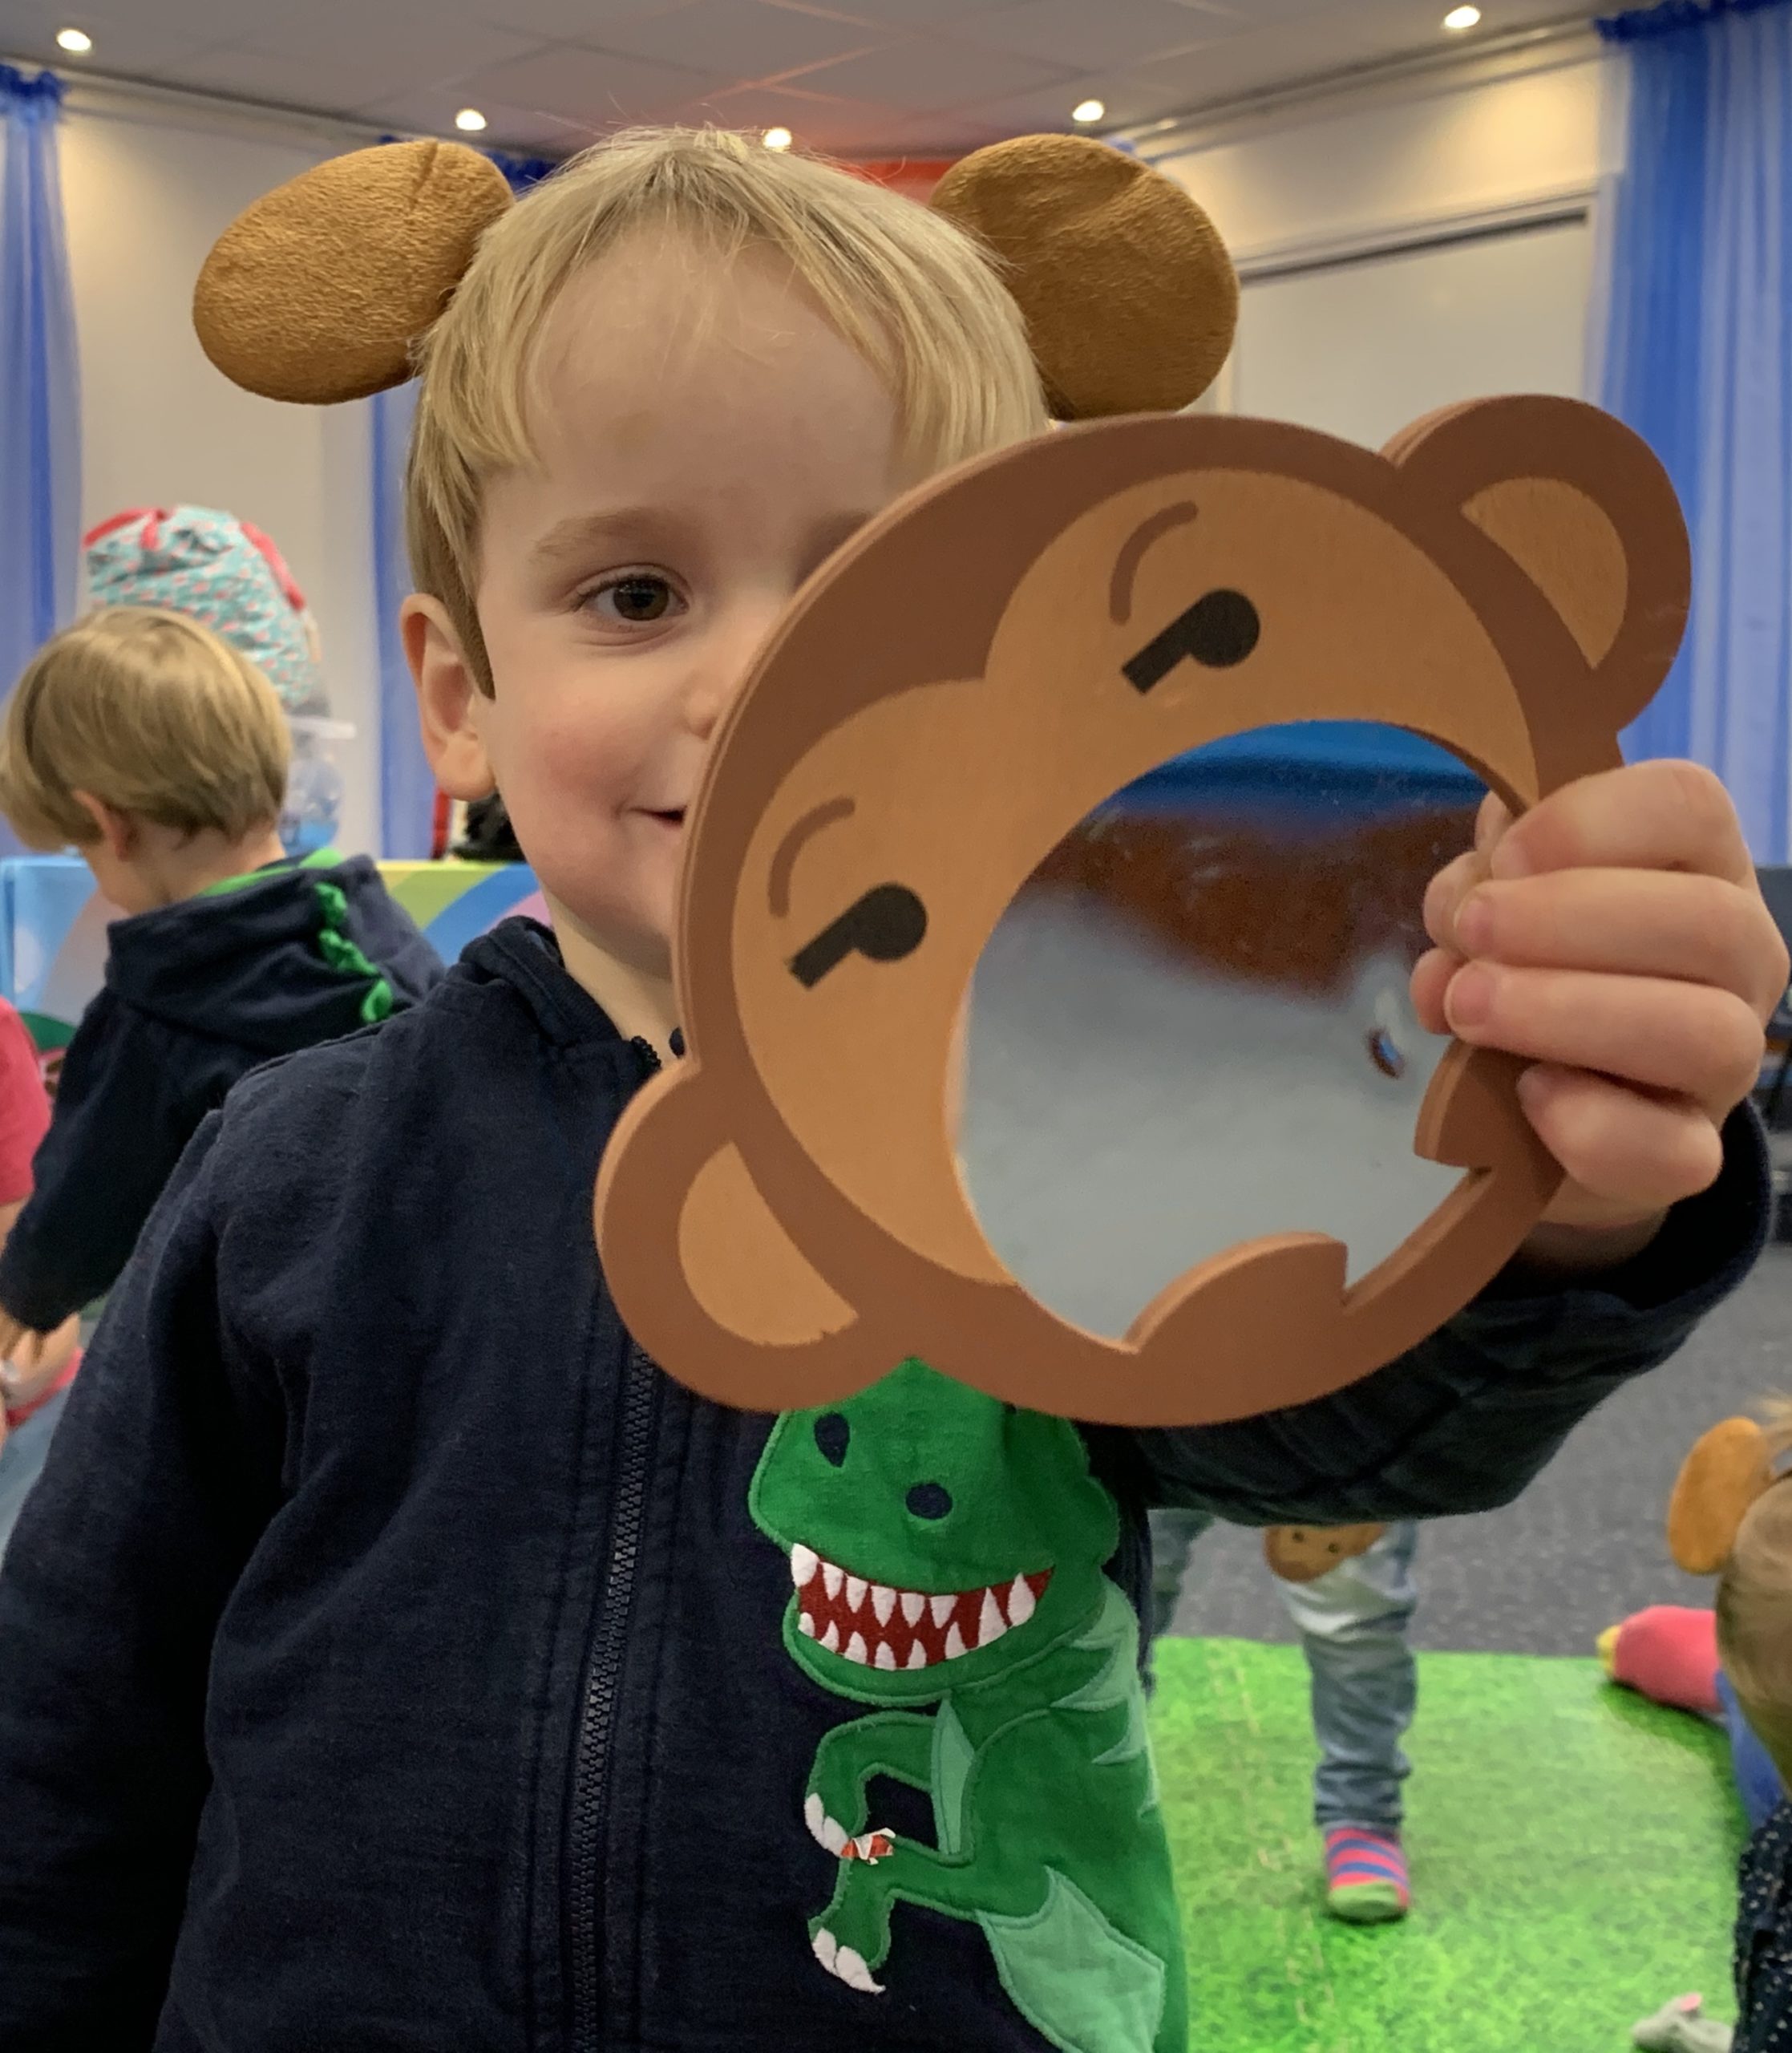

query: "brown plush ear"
xmin=1668 ymin=1418 xmax=1774 ymax=1574
xmin=1388 ymin=396 xmax=1692 ymax=736
xmin=194 ymin=140 xmax=513 ymax=404
xmin=929 ymin=135 xmax=1236 ymax=419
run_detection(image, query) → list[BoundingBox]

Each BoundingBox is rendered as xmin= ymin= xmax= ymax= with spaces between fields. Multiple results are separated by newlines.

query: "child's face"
xmin=459 ymin=233 xmax=908 ymax=982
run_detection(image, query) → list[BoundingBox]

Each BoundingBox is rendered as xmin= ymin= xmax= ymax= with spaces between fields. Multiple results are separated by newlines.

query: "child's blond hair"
xmin=407 ymin=126 xmax=1049 ymax=693
xmin=0 ymin=607 xmax=289 ymax=849
xmin=1718 ymin=1399 xmax=1792 ymax=1779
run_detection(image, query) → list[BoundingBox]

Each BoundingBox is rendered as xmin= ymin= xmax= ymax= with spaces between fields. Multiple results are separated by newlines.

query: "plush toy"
xmin=1263 ymin=1522 xmax=1386 ymax=1584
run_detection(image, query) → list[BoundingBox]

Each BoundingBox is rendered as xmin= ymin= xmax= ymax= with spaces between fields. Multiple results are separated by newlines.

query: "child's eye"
xmin=585 ymin=574 xmax=682 ymax=626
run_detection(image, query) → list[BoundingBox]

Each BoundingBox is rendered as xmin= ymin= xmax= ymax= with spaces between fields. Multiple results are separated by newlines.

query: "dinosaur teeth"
xmin=929 ymin=1593 xmax=956 ymax=1629
xmin=843 ymin=1632 xmax=870 ymax=1665
xmin=872 ymin=1585 xmax=896 ymax=1626
xmin=821 ymin=1621 xmax=841 ymax=1654
xmin=945 ymin=1622 xmax=968 ymax=1660
xmin=791 ymin=1545 xmax=819 ymax=1588
xmin=844 ymin=1576 xmax=868 ymax=1614
xmin=977 ymin=1588 xmax=1007 ymax=1647
xmin=797 ymin=1612 xmax=817 ymax=1638
xmin=874 ymin=1640 xmax=897 ymax=1670
xmin=822 ymin=1563 xmax=844 ymax=1601
xmin=1006 ymin=1575 xmax=1036 ymax=1626
xmin=906 ymin=1642 xmax=928 ymax=1670
xmin=900 ymin=1590 xmax=924 ymax=1626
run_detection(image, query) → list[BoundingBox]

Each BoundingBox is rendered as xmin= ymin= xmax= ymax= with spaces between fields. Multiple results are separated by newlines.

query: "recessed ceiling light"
xmin=762 ymin=126 xmax=793 ymax=150
xmin=1442 ymin=5 xmax=1482 ymax=27
xmin=55 ymin=26 xmax=92 ymax=52
xmin=1072 ymin=98 xmax=1106 ymax=124
xmin=454 ymin=107 xmax=487 ymax=132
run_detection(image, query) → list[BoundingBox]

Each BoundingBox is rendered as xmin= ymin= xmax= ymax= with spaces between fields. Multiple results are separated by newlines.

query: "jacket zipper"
xmin=568 ymin=1038 xmax=664 ymax=2053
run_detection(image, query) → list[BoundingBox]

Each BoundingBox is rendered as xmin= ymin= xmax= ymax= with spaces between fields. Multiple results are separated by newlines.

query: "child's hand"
xmin=1413 ymin=763 xmax=1788 ymax=1273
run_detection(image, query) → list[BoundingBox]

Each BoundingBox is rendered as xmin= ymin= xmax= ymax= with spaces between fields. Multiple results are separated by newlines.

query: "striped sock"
xmin=1323 ymin=1826 xmax=1410 ymax=1924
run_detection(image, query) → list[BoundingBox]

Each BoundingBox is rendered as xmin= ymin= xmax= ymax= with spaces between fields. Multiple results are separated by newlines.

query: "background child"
xmin=0 ymin=607 xmax=442 ymax=1351
xmin=0 ymin=998 xmax=80 ymax=1559
xmin=1152 ymin=1509 xmax=1420 ymax=1921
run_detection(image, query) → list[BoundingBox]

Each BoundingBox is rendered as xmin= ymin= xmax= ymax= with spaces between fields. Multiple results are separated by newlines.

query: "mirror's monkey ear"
xmin=929 ymin=134 xmax=1237 ymax=420
xmin=1668 ymin=1417 xmax=1775 ymax=1574
xmin=193 ymin=140 xmax=514 ymax=404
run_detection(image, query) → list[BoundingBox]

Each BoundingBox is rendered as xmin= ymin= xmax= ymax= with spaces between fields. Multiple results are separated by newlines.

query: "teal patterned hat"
xmin=83 ymin=505 xmax=327 ymax=716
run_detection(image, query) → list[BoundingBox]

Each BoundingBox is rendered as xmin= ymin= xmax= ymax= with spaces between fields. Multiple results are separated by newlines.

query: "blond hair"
xmin=0 ymin=607 xmax=289 ymax=848
xmin=407 ymin=126 xmax=1048 ymax=691
xmin=1718 ymin=1399 xmax=1792 ymax=1780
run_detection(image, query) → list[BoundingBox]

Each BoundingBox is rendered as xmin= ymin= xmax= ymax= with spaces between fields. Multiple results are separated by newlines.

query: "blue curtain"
xmin=372 ymin=145 xmax=552 ymax=857
xmin=0 ymin=66 xmax=79 ymax=731
xmin=1596 ymin=0 xmax=1792 ymax=860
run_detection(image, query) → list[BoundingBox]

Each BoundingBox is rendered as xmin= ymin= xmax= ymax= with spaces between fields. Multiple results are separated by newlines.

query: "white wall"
xmin=56 ymin=86 xmax=383 ymax=856
xmin=1147 ymin=45 xmax=1612 ymax=269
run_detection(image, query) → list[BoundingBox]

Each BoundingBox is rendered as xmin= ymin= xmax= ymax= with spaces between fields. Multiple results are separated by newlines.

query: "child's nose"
xmin=682 ymin=601 xmax=784 ymax=738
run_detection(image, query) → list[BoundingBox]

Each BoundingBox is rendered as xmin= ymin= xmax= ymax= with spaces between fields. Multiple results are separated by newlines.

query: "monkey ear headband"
xmin=192 ymin=132 xmax=1239 ymax=418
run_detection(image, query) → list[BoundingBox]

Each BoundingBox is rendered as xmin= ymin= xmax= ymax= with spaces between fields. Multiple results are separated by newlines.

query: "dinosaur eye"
xmin=1123 ymin=589 xmax=1260 ymax=694
xmin=814 ymin=1413 xmax=850 ymax=1467
xmin=906 ymin=1482 xmax=952 ymax=1521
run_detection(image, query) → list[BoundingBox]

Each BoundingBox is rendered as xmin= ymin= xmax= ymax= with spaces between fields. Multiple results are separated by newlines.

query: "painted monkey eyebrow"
xmin=789 ymin=885 xmax=928 ymax=989
xmin=769 ymin=798 xmax=856 ymax=917
xmin=1109 ymin=502 xmax=1199 ymax=625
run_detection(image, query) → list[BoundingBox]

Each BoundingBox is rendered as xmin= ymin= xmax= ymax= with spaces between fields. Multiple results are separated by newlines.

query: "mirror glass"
xmin=957 ymin=722 xmax=1487 ymax=1339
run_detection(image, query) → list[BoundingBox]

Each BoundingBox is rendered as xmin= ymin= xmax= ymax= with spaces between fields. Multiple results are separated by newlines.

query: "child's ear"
xmin=403 ymin=596 xmax=496 ymax=801
xmin=1388 ymin=395 xmax=1691 ymax=736
xmin=1668 ymin=1417 xmax=1774 ymax=1574
xmin=69 ymin=792 xmax=135 ymax=861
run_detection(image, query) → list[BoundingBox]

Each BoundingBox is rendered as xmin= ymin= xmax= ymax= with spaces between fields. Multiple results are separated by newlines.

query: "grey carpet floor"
xmin=1166 ymin=1238 xmax=1792 ymax=1654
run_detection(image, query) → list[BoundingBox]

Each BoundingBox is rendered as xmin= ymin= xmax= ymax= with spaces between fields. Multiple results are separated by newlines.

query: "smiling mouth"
xmin=790 ymin=1544 xmax=1051 ymax=1670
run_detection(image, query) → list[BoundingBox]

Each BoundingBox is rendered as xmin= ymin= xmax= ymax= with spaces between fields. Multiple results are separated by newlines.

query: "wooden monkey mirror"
xmin=594 ymin=397 xmax=1690 ymax=1428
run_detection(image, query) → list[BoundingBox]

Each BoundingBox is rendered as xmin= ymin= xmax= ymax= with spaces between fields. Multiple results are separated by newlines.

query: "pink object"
xmin=0 ymin=1002 xmax=51 ymax=1207
xmin=1612 ymin=1606 xmax=1721 ymax=1716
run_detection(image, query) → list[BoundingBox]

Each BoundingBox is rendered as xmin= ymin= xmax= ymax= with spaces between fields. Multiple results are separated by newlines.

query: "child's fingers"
xmin=1442 ymin=963 xmax=1764 ymax=1112
xmin=1422 ymin=849 xmax=1489 ymax=950
xmin=1490 ymin=761 xmax=1754 ymax=886
xmin=1451 ymin=870 xmax=1788 ymax=1024
xmin=1517 ymin=1065 xmax=1724 ymax=1211
xmin=1410 ymin=948 xmax=1458 ymax=1036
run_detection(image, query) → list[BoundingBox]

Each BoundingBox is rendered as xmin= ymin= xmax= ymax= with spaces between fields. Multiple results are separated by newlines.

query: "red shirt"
xmin=0 ymin=1005 xmax=49 ymax=1209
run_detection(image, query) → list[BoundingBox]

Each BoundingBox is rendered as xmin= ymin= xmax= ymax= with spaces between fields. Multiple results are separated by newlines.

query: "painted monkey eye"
xmin=1123 ymin=589 xmax=1260 ymax=694
xmin=789 ymin=883 xmax=928 ymax=989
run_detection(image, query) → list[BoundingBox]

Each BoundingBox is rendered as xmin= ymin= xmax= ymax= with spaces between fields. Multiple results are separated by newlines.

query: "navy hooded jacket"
xmin=0 ymin=851 xmax=443 ymax=1330
xmin=0 ymin=921 xmax=1769 ymax=2051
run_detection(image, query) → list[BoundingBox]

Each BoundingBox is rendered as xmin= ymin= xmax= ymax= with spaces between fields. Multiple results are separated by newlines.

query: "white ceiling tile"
xmin=469 ymin=40 xmax=730 ymax=123
xmin=592 ymin=0 xmax=884 ymax=75
xmin=361 ymin=85 xmax=599 ymax=151
xmin=172 ymin=43 xmax=435 ymax=111
xmin=688 ymin=77 xmax=885 ymax=138
xmin=771 ymin=0 xmax=1034 ymax=26
xmin=786 ymin=33 xmax=1079 ymax=111
xmin=961 ymin=0 xmax=1224 ymax=72
xmin=227 ymin=8 xmax=545 ymax=84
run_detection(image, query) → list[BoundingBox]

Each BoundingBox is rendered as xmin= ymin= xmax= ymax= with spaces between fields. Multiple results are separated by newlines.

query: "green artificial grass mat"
xmin=1149 ymin=1638 xmax=1749 ymax=2053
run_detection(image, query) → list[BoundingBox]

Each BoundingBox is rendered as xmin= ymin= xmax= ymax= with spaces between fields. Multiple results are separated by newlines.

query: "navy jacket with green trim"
xmin=0 ymin=919 xmax=1770 ymax=2050
xmin=0 ymin=852 xmax=442 ymax=1330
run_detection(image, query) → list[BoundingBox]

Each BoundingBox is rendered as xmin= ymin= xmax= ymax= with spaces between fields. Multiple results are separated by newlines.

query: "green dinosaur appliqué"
xmin=749 ymin=1359 xmax=1186 ymax=2052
